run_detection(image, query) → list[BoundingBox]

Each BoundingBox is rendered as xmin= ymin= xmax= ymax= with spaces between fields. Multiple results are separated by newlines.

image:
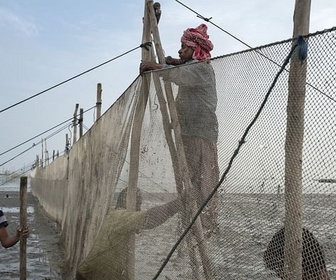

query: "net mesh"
xmin=31 ymin=27 xmax=336 ymax=280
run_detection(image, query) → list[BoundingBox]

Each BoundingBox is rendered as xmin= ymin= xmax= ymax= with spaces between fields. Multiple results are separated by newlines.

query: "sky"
xmin=0 ymin=0 xmax=335 ymax=172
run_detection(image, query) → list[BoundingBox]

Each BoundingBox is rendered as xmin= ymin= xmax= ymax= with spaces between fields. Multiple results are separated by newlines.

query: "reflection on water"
xmin=0 ymin=232 xmax=61 ymax=280
xmin=1 ymin=206 xmax=34 ymax=213
xmin=0 ymin=177 xmax=31 ymax=192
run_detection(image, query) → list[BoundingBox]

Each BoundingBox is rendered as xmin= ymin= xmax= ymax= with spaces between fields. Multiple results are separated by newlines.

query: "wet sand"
xmin=0 ymin=191 xmax=64 ymax=280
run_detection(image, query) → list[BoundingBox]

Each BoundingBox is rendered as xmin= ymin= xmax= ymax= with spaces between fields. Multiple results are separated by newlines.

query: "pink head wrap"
xmin=180 ymin=24 xmax=214 ymax=61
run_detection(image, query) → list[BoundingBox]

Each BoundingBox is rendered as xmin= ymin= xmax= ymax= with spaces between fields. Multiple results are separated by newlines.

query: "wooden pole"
xmin=65 ymin=133 xmax=70 ymax=152
xmin=41 ymin=138 xmax=44 ymax=168
xmin=79 ymin=108 xmax=84 ymax=138
xmin=20 ymin=176 xmax=27 ymax=280
xmin=96 ymin=83 xmax=102 ymax=120
xmin=35 ymin=155 xmax=39 ymax=168
xmin=73 ymin=103 xmax=79 ymax=144
xmin=125 ymin=1 xmax=152 ymax=279
xmin=284 ymin=1 xmax=311 ymax=279
xmin=44 ymin=139 xmax=49 ymax=165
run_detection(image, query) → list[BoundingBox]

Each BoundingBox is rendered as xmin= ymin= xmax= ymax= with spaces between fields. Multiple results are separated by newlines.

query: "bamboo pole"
xmin=73 ymin=103 xmax=79 ymax=144
xmin=96 ymin=83 xmax=102 ymax=120
xmin=147 ymin=2 xmax=214 ymax=279
xmin=20 ymin=176 xmax=28 ymax=280
xmin=65 ymin=133 xmax=69 ymax=152
xmin=41 ymin=138 xmax=44 ymax=168
xmin=125 ymin=1 xmax=152 ymax=279
xmin=283 ymin=1 xmax=311 ymax=279
xmin=44 ymin=139 xmax=49 ymax=165
xmin=79 ymin=108 xmax=84 ymax=138
xmin=146 ymin=33 xmax=201 ymax=278
xmin=35 ymin=155 xmax=39 ymax=168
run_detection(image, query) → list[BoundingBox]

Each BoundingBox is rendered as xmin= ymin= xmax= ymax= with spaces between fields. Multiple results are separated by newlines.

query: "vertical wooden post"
xmin=125 ymin=2 xmax=152 ymax=279
xmin=65 ymin=133 xmax=70 ymax=152
xmin=20 ymin=176 xmax=27 ymax=280
xmin=96 ymin=83 xmax=102 ymax=120
xmin=284 ymin=1 xmax=311 ymax=279
xmin=44 ymin=139 xmax=49 ymax=165
xmin=73 ymin=104 xmax=79 ymax=144
xmin=41 ymin=138 xmax=44 ymax=168
xmin=35 ymin=155 xmax=39 ymax=168
xmin=79 ymin=108 xmax=84 ymax=138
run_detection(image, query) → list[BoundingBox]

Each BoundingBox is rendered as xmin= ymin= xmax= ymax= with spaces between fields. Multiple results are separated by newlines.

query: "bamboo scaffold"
xmin=127 ymin=0 xmax=215 ymax=279
xmin=126 ymin=0 xmax=215 ymax=279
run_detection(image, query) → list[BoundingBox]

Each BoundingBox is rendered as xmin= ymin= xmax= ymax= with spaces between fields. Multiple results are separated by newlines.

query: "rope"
xmin=140 ymin=41 xmax=152 ymax=50
xmin=0 ymin=122 xmax=68 ymax=168
xmin=152 ymin=36 xmax=303 ymax=280
xmin=0 ymin=106 xmax=95 ymax=158
xmin=174 ymin=1 xmax=336 ymax=105
xmin=0 ymin=44 xmax=147 ymax=115
xmin=175 ymin=0 xmax=254 ymax=50
xmin=0 ymin=160 xmax=40 ymax=186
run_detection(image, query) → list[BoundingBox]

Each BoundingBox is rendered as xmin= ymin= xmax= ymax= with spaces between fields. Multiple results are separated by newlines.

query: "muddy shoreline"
xmin=0 ymin=191 xmax=64 ymax=279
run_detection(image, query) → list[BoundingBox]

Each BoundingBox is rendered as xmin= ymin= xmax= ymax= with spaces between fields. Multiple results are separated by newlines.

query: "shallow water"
xmin=2 ymin=177 xmax=336 ymax=279
xmin=0 ymin=183 xmax=63 ymax=280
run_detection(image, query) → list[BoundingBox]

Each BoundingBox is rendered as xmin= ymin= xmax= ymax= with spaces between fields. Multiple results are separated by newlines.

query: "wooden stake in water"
xmin=20 ymin=176 xmax=27 ymax=280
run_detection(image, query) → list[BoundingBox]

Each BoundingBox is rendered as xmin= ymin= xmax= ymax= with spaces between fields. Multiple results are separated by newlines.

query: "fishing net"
xmin=31 ymin=27 xmax=336 ymax=279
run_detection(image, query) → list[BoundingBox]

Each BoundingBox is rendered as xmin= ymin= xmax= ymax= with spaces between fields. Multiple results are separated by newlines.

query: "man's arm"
xmin=143 ymin=198 xmax=182 ymax=230
xmin=139 ymin=56 xmax=181 ymax=74
xmin=0 ymin=227 xmax=20 ymax=248
xmin=165 ymin=56 xmax=183 ymax=66
xmin=140 ymin=61 xmax=163 ymax=74
xmin=0 ymin=227 xmax=29 ymax=248
xmin=321 ymin=269 xmax=330 ymax=280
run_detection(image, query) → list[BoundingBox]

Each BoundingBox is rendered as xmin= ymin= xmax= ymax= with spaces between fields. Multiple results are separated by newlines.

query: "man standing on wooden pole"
xmin=141 ymin=3 xmax=217 ymax=278
xmin=284 ymin=0 xmax=311 ymax=279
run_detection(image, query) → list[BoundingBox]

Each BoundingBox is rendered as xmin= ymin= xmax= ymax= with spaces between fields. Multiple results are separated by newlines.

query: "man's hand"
xmin=16 ymin=227 xmax=29 ymax=240
xmin=139 ymin=61 xmax=162 ymax=75
xmin=165 ymin=56 xmax=182 ymax=66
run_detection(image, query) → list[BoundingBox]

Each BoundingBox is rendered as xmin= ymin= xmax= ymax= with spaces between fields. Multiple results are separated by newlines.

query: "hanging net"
xmin=31 ymin=27 xmax=336 ymax=279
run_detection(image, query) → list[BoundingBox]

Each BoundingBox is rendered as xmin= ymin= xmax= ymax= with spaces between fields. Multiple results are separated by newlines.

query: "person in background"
xmin=140 ymin=23 xmax=219 ymax=234
xmin=76 ymin=187 xmax=182 ymax=280
xmin=264 ymin=227 xmax=330 ymax=280
xmin=0 ymin=209 xmax=29 ymax=248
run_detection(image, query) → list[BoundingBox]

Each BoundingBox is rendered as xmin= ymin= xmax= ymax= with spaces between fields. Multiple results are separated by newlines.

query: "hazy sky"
xmin=1 ymin=0 xmax=335 ymax=171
